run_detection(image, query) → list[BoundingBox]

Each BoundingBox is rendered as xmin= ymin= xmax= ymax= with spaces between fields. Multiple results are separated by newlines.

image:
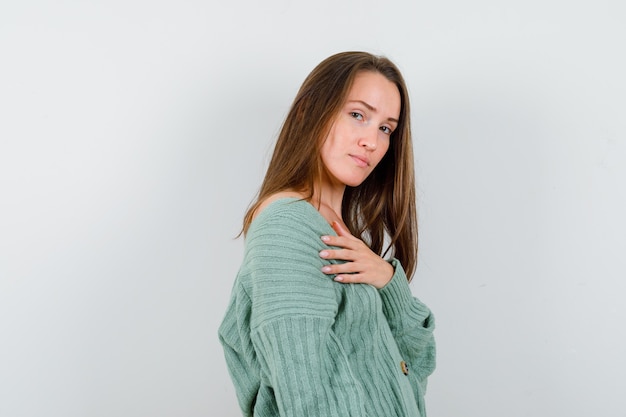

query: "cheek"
xmin=378 ymin=140 xmax=391 ymax=158
xmin=319 ymin=140 xmax=337 ymax=172
xmin=371 ymin=141 xmax=391 ymax=168
xmin=319 ymin=139 xmax=333 ymax=163
xmin=321 ymin=125 xmax=345 ymax=158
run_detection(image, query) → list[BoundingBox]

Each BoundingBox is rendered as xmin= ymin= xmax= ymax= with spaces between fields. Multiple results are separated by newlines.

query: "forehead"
xmin=346 ymin=71 xmax=401 ymax=119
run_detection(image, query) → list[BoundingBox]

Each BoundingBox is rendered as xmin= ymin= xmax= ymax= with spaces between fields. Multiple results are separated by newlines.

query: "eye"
xmin=380 ymin=126 xmax=393 ymax=135
xmin=350 ymin=112 xmax=364 ymax=121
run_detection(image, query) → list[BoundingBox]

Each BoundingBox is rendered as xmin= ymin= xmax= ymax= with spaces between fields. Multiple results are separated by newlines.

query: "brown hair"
xmin=242 ymin=51 xmax=418 ymax=281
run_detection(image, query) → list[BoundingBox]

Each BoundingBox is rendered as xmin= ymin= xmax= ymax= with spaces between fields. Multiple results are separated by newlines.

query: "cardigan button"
xmin=400 ymin=361 xmax=409 ymax=376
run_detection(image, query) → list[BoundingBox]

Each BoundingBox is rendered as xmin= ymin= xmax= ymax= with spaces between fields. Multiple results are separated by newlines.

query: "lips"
xmin=350 ymin=154 xmax=370 ymax=168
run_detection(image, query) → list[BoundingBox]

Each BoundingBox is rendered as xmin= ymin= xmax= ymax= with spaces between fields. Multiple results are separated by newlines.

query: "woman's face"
xmin=320 ymin=71 xmax=401 ymax=188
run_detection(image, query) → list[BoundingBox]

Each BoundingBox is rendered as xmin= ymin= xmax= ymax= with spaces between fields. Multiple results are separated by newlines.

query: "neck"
xmin=312 ymin=182 xmax=345 ymax=221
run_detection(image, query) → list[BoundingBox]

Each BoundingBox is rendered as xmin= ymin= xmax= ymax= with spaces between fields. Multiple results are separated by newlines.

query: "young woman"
xmin=219 ymin=51 xmax=436 ymax=417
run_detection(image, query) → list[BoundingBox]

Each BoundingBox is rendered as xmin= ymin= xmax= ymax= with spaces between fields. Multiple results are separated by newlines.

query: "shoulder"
xmin=245 ymin=194 xmax=332 ymax=256
xmin=252 ymin=191 xmax=308 ymax=222
xmin=241 ymin=195 xmax=339 ymax=322
xmin=248 ymin=192 xmax=324 ymax=236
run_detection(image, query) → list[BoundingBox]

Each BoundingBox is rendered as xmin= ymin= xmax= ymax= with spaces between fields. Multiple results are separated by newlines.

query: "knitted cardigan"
xmin=218 ymin=198 xmax=436 ymax=417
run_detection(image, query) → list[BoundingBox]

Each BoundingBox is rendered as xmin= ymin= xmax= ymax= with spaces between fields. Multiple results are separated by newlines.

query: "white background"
xmin=1 ymin=1 xmax=625 ymax=416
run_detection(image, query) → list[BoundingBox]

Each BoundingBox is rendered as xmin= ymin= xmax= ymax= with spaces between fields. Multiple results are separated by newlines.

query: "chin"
xmin=329 ymin=169 xmax=370 ymax=188
xmin=343 ymin=177 xmax=368 ymax=187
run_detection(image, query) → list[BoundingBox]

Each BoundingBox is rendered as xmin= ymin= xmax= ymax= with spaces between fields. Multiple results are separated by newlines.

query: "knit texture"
xmin=219 ymin=198 xmax=436 ymax=417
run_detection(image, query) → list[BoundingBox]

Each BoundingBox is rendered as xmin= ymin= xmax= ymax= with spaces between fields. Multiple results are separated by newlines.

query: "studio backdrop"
xmin=1 ymin=1 xmax=624 ymax=416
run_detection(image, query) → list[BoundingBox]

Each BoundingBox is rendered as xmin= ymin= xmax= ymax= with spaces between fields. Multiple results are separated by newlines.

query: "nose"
xmin=358 ymin=127 xmax=378 ymax=151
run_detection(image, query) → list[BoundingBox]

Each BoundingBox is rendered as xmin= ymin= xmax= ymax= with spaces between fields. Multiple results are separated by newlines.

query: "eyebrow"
xmin=348 ymin=100 xmax=399 ymax=124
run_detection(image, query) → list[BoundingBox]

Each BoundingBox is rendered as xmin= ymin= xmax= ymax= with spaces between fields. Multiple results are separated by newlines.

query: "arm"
xmin=378 ymin=259 xmax=436 ymax=396
xmin=319 ymin=222 xmax=436 ymax=406
xmin=247 ymin=206 xmax=366 ymax=416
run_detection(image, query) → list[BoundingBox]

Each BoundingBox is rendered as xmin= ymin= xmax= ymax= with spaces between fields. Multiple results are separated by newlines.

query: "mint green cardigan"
xmin=218 ymin=198 xmax=436 ymax=416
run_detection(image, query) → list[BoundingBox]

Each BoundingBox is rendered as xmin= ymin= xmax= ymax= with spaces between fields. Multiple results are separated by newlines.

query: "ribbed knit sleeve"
xmin=220 ymin=199 xmax=436 ymax=417
xmin=245 ymin=201 xmax=366 ymax=416
xmin=379 ymin=259 xmax=436 ymax=413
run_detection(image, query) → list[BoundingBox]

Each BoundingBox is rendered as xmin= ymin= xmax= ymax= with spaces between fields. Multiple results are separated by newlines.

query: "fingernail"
xmin=334 ymin=276 xmax=343 ymax=282
xmin=321 ymin=236 xmax=330 ymax=242
xmin=319 ymin=250 xmax=328 ymax=258
xmin=322 ymin=266 xmax=331 ymax=273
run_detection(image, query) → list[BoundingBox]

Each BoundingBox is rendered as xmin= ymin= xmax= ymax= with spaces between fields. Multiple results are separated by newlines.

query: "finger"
xmin=334 ymin=273 xmax=368 ymax=284
xmin=320 ymin=235 xmax=358 ymax=249
xmin=333 ymin=274 xmax=348 ymax=282
xmin=319 ymin=249 xmax=355 ymax=262
xmin=331 ymin=221 xmax=355 ymax=239
xmin=321 ymin=262 xmax=362 ymax=276
xmin=335 ymin=271 xmax=387 ymax=287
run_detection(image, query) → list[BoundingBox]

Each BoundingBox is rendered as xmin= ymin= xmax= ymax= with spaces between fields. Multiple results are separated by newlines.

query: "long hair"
xmin=242 ymin=51 xmax=418 ymax=281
